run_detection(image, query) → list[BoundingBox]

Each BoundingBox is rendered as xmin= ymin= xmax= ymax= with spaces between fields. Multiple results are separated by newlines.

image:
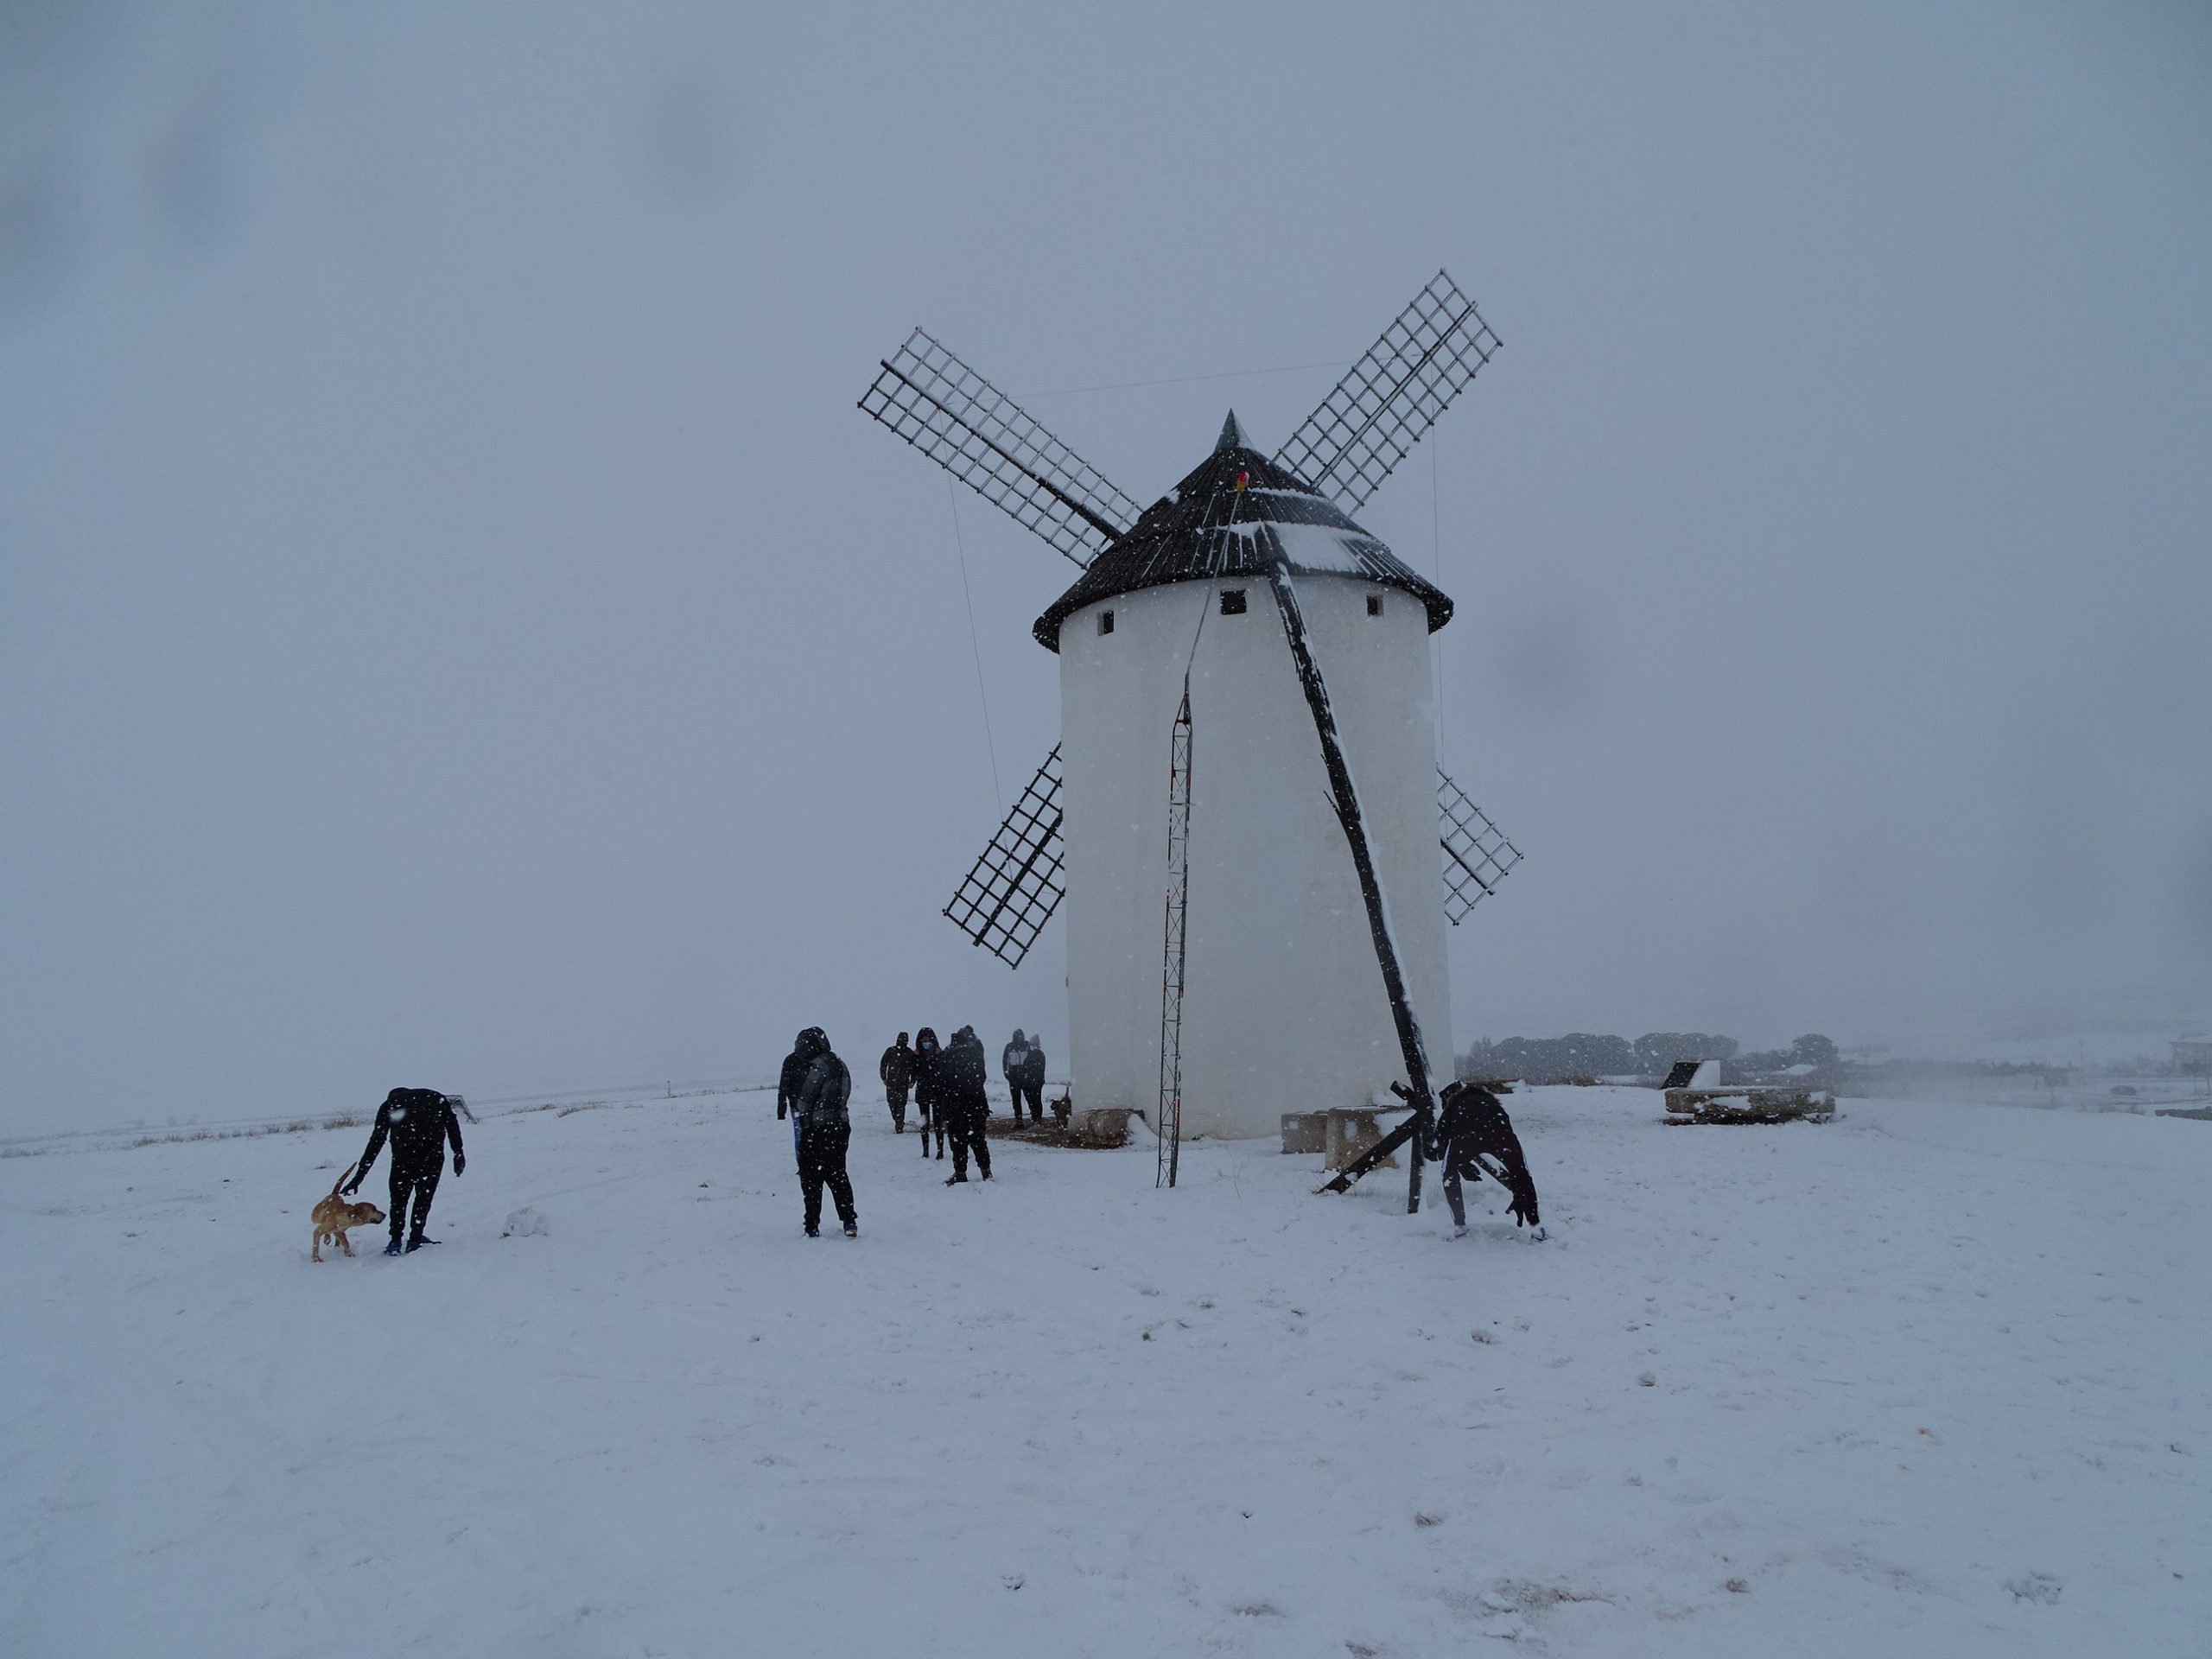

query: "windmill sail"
xmin=1274 ymin=270 xmax=1501 ymax=512
xmin=1437 ymin=768 xmax=1521 ymax=923
xmin=861 ymin=331 xmax=1141 ymax=567
xmin=944 ymin=746 xmax=1065 ymax=968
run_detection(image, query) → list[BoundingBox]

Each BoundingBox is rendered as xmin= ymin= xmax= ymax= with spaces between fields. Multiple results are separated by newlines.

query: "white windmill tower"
xmin=861 ymin=273 xmax=1520 ymax=1156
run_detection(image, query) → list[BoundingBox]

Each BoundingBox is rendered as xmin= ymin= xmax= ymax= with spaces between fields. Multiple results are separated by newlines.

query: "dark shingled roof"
xmin=1033 ymin=412 xmax=1455 ymax=652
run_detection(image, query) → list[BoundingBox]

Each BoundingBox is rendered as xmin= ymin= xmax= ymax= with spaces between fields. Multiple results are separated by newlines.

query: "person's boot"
xmin=843 ymin=1221 xmax=859 ymax=1237
xmin=944 ymin=1172 xmax=967 ymax=1185
xmin=405 ymin=1236 xmax=438 ymax=1252
xmin=384 ymin=1236 xmax=404 ymax=1256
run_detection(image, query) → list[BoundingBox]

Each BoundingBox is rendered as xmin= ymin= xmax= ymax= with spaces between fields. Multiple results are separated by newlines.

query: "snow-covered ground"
xmin=3 ymin=1084 xmax=2205 ymax=1656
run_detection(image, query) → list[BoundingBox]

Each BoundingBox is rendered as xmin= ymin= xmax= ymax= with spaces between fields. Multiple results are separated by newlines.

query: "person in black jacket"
xmin=1023 ymin=1039 xmax=1048 ymax=1120
xmin=1429 ymin=1080 xmax=1543 ymax=1240
xmin=1016 ymin=1033 xmax=1047 ymax=1124
xmin=912 ymin=1027 xmax=945 ymax=1160
xmin=791 ymin=1028 xmax=858 ymax=1237
xmin=940 ymin=1025 xmax=992 ymax=1185
xmin=879 ymin=1032 xmax=917 ymax=1134
xmin=345 ymin=1087 xmax=467 ymax=1255
xmin=1001 ymin=1030 xmax=1038 ymax=1124
xmin=776 ymin=1032 xmax=812 ymax=1169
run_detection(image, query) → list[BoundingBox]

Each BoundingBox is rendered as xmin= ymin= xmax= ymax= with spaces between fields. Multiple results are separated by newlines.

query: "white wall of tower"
xmin=1058 ymin=572 xmax=1452 ymax=1139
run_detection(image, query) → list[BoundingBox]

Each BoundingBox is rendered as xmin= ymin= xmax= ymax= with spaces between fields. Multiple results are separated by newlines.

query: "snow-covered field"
xmin=3 ymin=1084 xmax=2205 ymax=1657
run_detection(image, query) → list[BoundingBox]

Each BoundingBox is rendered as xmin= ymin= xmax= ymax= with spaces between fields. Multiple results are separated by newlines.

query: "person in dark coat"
xmin=1429 ymin=1080 xmax=1543 ymax=1239
xmin=791 ymin=1027 xmax=858 ymax=1237
xmin=1001 ymin=1030 xmax=1038 ymax=1124
xmin=879 ymin=1032 xmax=917 ymax=1134
xmin=776 ymin=1032 xmax=812 ymax=1168
xmin=1016 ymin=1035 xmax=1046 ymax=1124
xmin=940 ymin=1025 xmax=992 ymax=1185
xmin=912 ymin=1027 xmax=945 ymax=1160
xmin=344 ymin=1087 xmax=466 ymax=1255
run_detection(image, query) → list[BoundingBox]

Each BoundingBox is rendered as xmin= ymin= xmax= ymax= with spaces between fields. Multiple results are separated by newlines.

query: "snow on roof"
xmin=1033 ymin=419 xmax=1454 ymax=651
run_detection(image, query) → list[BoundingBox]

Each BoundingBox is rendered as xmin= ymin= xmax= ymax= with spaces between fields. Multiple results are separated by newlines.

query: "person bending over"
xmin=1431 ymin=1080 xmax=1542 ymax=1241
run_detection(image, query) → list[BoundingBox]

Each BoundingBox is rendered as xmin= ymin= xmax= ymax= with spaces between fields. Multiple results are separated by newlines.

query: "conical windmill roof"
xmin=1033 ymin=412 xmax=1454 ymax=652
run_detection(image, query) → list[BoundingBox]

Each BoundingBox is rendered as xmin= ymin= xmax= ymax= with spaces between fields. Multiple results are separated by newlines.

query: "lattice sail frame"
xmin=860 ymin=330 xmax=1141 ymax=568
xmin=944 ymin=747 xmax=1066 ymax=967
xmin=1275 ymin=270 xmax=1502 ymax=512
xmin=1437 ymin=767 xmax=1522 ymax=925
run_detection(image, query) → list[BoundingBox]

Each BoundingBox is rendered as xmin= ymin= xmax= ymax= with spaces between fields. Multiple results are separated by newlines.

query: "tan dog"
xmin=311 ymin=1167 xmax=385 ymax=1261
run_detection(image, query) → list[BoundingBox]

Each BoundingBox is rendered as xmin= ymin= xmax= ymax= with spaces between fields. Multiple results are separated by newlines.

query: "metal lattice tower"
xmin=1155 ymin=690 xmax=1193 ymax=1189
xmin=944 ymin=747 xmax=1065 ymax=967
xmin=859 ymin=330 xmax=1140 ymax=567
xmin=1438 ymin=768 xmax=1522 ymax=924
xmin=1274 ymin=270 xmax=1502 ymax=512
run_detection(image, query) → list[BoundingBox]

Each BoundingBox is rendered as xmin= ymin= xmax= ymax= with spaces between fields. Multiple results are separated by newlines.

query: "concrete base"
xmin=1322 ymin=1108 xmax=1396 ymax=1172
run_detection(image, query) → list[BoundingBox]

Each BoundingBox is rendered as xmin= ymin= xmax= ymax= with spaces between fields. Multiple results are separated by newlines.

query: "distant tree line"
xmin=1457 ymin=1032 xmax=1840 ymax=1085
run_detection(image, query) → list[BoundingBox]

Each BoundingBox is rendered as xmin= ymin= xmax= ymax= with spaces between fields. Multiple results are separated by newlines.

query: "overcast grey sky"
xmin=3 ymin=2 xmax=2208 ymax=1132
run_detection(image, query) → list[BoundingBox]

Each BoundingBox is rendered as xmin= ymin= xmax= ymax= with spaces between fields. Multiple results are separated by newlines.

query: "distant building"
xmin=2172 ymin=1037 xmax=2212 ymax=1073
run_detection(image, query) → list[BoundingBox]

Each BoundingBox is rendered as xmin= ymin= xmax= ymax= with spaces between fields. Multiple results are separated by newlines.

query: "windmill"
xmin=861 ymin=272 xmax=1520 ymax=1153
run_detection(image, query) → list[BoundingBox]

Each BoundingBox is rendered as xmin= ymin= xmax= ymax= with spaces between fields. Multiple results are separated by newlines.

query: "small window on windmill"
xmin=1219 ymin=588 xmax=1247 ymax=616
xmin=1366 ymin=594 xmax=1383 ymax=616
xmin=1098 ymin=609 xmax=1115 ymax=636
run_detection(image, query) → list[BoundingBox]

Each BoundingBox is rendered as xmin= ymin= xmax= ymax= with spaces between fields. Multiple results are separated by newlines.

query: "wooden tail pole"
xmin=1264 ymin=560 xmax=1438 ymax=1214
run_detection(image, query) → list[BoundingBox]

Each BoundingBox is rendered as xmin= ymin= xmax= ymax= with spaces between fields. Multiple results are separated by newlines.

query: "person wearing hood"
xmin=1003 ymin=1029 xmax=1046 ymax=1125
xmin=791 ymin=1027 xmax=858 ymax=1237
xmin=344 ymin=1087 xmax=467 ymax=1255
xmin=940 ymin=1025 xmax=992 ymax=1185
xmin=912 ymin=1027 xmax=946 ymax=1160
xmin=879 ymin=1032 xmax=917 ymax=1134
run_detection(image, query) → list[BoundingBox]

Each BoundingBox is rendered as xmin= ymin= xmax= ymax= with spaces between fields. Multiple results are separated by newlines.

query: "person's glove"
xmin=454 ymin=1152 xmax=465 ymax=1175
xmin=1508 ymin=1192 xmax=1538 ymax=1229
xmin=777 ymin=1103 xmax=787 ymax=1120
xmin=341 ymin=1168 xmax=363 ymax=1195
